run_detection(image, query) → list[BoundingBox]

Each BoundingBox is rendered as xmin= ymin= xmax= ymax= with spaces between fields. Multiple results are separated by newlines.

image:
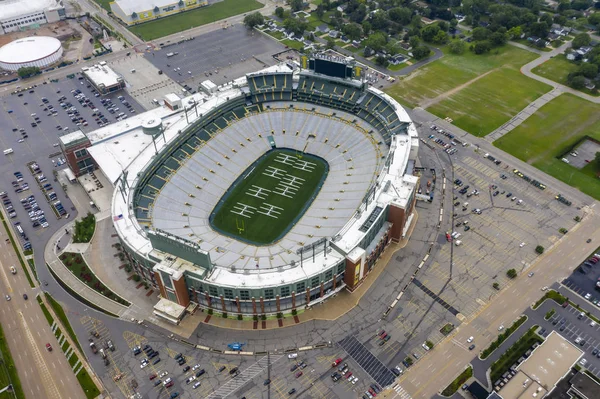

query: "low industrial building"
xmin=81 ymin=62 xmax=125 ymax=95
xmin=110 ymin=0 xmax=208 ymax=26
xmin=0 ymin=0 xmax=65 ymax=35
xmin=495 ymin=332 xmax=583 ymax=399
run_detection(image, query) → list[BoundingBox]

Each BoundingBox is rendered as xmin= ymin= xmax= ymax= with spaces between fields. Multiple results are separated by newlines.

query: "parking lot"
xmin=562 ymin=251 xmax=600 ymax=304
xmin=542 ymin=303 xmax=600 ymax=379
xmin=345 ymin=127 xmax=582 ymax=373
xmin=145 ymin=24 xmax=286 ymax=90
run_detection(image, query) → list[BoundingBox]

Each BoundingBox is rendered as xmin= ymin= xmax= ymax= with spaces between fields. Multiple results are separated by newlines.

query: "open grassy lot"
xmin=385 ymin=45 xmax=539 ymax=108
xmin=493 ymin=93 xmax=600 ymax=200
xmin=92 ymin=0 xmax=112 ymax=11
xmin=129 ymin=0 xmax=263 ymax=41
xmin=531 ymin=54 xmax=577 ymax=85
xmin=428 ymin=68 xmax=551 ymax=136
xmin=211 ymin=149 xmax=327 ymax=244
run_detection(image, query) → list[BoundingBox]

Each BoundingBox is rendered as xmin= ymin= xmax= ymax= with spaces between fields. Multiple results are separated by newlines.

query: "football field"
xmin=210 ymin=149 xmax=328 ymax=245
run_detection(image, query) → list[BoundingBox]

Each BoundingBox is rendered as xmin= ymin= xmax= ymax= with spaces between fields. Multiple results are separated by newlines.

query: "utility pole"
xmin=267 ymin=351 xmax=271 ymax=399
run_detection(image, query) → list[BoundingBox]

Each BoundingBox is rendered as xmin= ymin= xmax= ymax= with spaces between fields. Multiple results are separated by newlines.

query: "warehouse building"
xmin=82 ymin=62 xmax=125 ymax=95
xmin=0 ymin=0 xmax=65 ymax=35
xmin=110 ymin=0 xmax=208 ymax=26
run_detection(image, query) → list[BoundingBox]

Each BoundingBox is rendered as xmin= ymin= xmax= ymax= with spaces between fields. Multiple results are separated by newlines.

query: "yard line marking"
xmin=231 ymin=203 xmax=256 ymax=218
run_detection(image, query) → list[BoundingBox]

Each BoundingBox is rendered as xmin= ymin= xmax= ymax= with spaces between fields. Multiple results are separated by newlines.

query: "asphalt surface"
xmin=0 ymin=225 xmax=84 ymax=399
xmin=145 ymin=23 xmax=285 ymax=88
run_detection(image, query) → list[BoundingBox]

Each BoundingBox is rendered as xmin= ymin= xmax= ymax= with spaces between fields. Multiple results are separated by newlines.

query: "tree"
xmin=388 ymin=7 xmax=412 ymax=26
xmin=449 ymin=39 xmax=466 ymax=54
xmin=412 ymin=46 xmax=431 ymax=60
xmin=569 ymin=75 xmax=586 ymax=89
xmin=507 ymin=26 xmax=522 ymax=39
xmin=472 ymin=27 xmax=490 ymax=42
xmin=450 ymin=19 xmax=458 ymax=29
xmin=315 ymin=5 xmax=325 ymax=20
xmin=493 ymin=282 xmax=500 ymax=290
xmin=529 ymin=22 xmax=549 ymax=38
xmin=375 ymin=55 xmax=389 ymax=67
xmin=490 ymin=31 xmax=508 ymax=46
xmin=422 ymin=24 xmax=441 ymax=42
xmin=572 ymin=33 xmax=591 ymax=49
xmin=362 ymin=20 xmax=372 ymax=36
xmin=290 ymin=0 xmax=303 ymax=12
xmin=275 ymin=7 xmax=285 ymax=19
xmin=243 ymin=12 xmax=264 ymax=29
xmin=343 ymin=23 xmax=363 ymax=41
xmin=535 ymin=245 xmax=545 ymax=254
xmin=472 ymin=40 xmax=491 ymax=54
xmin=364 ymin=32 xmax=387 ymax=52
xmin=432 ymin=30 xmax=449 ymax=44
xmin=283 ymin=17 xmax=308 ymax=36
xmin=506 ymin=269 xmax=517 ymax=279
xmin=326 ymin=38 xmax=336 ymax=49
xmin=580 ymin=63 xmax=598 ymax=79
xmin=17 ymin=66 xmax=40 ymax=78
xmin=425 ymin=340 xmax=434 ymax=349
xmin=409 ymin=36 xmax=420 ymax=49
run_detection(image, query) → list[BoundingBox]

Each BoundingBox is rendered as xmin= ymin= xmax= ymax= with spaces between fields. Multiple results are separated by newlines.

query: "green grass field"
xmin=0 ymin=322 xmax=24 ymax=399
xmin=531 ymin=55 xmax=577 ymax=85
xmin=428 ymin=68 xmax=551 ymax=136
xmin=385 ymin=45 xmax=539 ymax=108
xmin=92 ymin=0 xmax=112 ymax=11
xmin=493 ymin=93 xmax=600 ymax=200
xmin=211 ymin=149 xmax=327 ymax=244
xmin=129 ymin=0 xmax=264 ymax=41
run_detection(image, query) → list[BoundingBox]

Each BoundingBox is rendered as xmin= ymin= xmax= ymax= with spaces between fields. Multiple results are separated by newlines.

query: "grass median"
xmin=490 ymin=325 xmax=544 ymax=383
xmin=44 ymin=293 xmax=83 ymax=354
xmin=0 ymin=214 xmax=34 ymax=288
xmin=36 ymin=295 xmax=100 ymax=399
xmin=129 ymin=0 xmax=264 ymax=41
xmin=441 ymin=365 xmax=472 ymax=396
xmin=0 ymin=322 xmax=24 ymax=399
xmin=480 ymin=315 xmax=527 ymax=359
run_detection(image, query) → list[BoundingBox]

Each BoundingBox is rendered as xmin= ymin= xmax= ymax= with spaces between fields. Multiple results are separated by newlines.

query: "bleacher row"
xmin=142 ymin=109 xmax=381 ymax=262
xmin=247 ymin=73 xmax=292 ymax=93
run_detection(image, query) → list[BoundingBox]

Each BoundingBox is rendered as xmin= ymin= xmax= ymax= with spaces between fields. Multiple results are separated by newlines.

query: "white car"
xmin=467 ymin=336 xmax=474 ymax=343
xmin=352 ymin=376 xmax=358 ymax=384
xmin=288 ymin=353 xmax=298 ymax=359
xmin=186 ymin=376 xmax=197 ymax=384
xmin=193 ymin=381 xmax=201 ymax=389
xmin=498 ymin=325 xmax=504 ymax=331
xmin=159 ymin=371 xmax=168 ymax=378
xmin=585 ymin=293 xmax=592 ymax=300
xmin=192 ymin=363 xmax=202 ymax=371
xmin=140 ymin=361 xmax=149 ymax=369
xmin=519 ymin=242 xmax=526 ymax=248
xmin=422 ymin=343 xmax=430 ymax=351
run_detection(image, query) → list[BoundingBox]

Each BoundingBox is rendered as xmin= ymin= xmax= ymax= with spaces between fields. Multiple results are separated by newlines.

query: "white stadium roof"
xmin=0 ymin=36 xmax=61 ymax=64
xmin=0 ymin=0 xmax=63 ymax=21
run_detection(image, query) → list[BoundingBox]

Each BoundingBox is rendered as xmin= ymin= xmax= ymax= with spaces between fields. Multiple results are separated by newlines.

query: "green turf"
xmin=531 ymin=54 xmax=578 ymax=85
xmin=428 ymin=68 xmax=551 ymax=136
xmin=493 ymin=93 xmax=600 ymax=200
xmin=211 ymin=149 xmax=327 ymax=244
xmin=128 ymin=0 xmax=264 ymax=41
xmin=91 ymin=0 xmax=112 ymax=11
xmin=384 ymin=45 xmax=539 ymax=108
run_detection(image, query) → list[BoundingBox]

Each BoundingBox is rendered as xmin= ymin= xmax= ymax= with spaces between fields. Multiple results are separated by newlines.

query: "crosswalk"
xmin=392 ymin=383 xmax=413 ymax=399
xmin=205 ymin=354 xmax=284 ymax=399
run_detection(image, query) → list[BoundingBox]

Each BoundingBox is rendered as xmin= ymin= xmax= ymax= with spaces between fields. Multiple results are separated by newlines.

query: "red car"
xmin=331 ymin=358 xmax=342 ymax=368
xmin=149 ymin=374 xmax=157 ymax=380
xmin=295 ymin=371 xmax=303 ymax=378
xmin=45 ymin=343 xmax=52 ymax=352
xmin=346 ymin=372 xmax=353 ymax=379
xmin=165 ymin=381 xmax=174 ymax=388
xmin=446 ymin=233 xmax=452 ymax=242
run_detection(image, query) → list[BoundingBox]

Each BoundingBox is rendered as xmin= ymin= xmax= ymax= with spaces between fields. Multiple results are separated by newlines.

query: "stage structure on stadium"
xmin=75 ymin=55 xmax=419 ymax=324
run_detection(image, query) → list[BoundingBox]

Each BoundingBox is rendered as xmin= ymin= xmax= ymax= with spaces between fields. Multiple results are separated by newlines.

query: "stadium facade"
xmin=110 ymin=0 xmax=208 ymax=26
xmin=0 ymin=36 xmax=63 ymax=71
xmin=0 ymin=0 xmax=65 ymax=35
xmin=78 ymin=58 xmax=419 ymax=323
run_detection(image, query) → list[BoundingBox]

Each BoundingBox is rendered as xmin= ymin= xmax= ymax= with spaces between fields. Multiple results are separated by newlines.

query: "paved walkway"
xmin=45 ymin=219 xmax=130 ymax=317
xmin=485 ymin=87 xmax=562 ymax=142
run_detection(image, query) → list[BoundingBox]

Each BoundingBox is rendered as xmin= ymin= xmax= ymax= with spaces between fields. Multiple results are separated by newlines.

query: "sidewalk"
xmin=45 ymin=221 xmax=130 ymax=317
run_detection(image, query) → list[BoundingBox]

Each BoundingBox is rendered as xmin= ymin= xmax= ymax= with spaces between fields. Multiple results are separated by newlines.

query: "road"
xmin=394 ymin=206 xmax=600 ymax=398
xmin=0 ymin=223 xmax=84 ymax=399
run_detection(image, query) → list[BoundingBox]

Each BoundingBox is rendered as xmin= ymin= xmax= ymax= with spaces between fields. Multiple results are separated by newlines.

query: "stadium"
xmin=84 ymin=56 xmax=419 ymax=323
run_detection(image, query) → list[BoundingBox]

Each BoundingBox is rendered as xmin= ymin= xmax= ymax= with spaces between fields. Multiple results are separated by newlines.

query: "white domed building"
xmin=0 ymin=36 xmax=63 ymax=72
